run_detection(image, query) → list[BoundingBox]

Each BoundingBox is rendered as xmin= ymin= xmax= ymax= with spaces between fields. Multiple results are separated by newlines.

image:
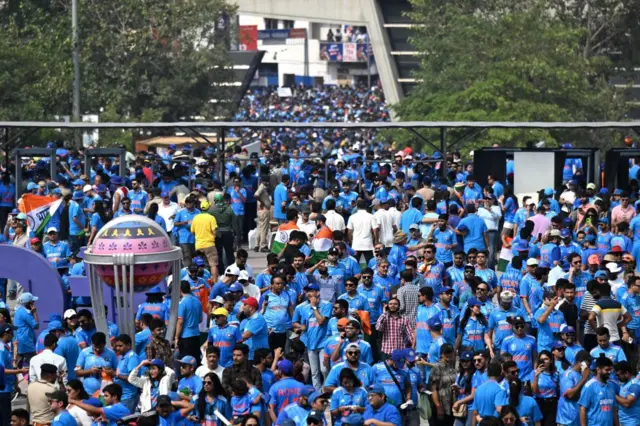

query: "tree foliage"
xmin=394 ymin=0 xmax=629 ymax=152
xmin=0 ymin=0 xmax=236 ymax=139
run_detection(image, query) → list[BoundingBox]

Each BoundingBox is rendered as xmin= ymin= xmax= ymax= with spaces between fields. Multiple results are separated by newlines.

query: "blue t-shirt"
xmin=433 ymin=228 xmax=456 ymax=264
xmin=55 ymin=335 xmax=80 ymax=380
xmin=76 ymin=346 xmax=118 ymax=371
xmin=618 ymin=379 xmax=640 ymax=426
xmin=260 ymin=290 xmax=294 ymax=333
xmin=42 ymin=241 xmax=71 ymax=269
xmin=292 ymin=301 xmax=333 ymax=350
xmin=534 ymin=306 xmax=565 ymax=352
xmin=136 ymin=302 xmax=169 ymax=322
xmin=488 ymin=306 xmax=523 ymax=350
xmin=363 ymin=402 xmax=401 ymax=426
xmin=268 ymin=376 xmax=305 ymax=414
xmin=68 ymin=201 xmax=86 ymax=236
xmin=207 ymin=323 xmax=241 ymax=367
xmin=324 ymin=362 xmax=374 ymax=389
xmin=115 ymin=350 xmax=141 ymax=401
xmin=14 ymin=306 xmax=38 ymax=354
xmin=516 ymin=395 xmax=543 ymax=426
xmin=557 ymin=369 xmax=582 ymax=425
xmin=227 ymin=187 xmax=247 ymax=216
xmin=241 ymin=312 xmax=269 ymax=359
xmin=0 ymin=342 xmax=14 ymax=392
xmin=273 ymin=183 xmax=289 ymax=220
xmin=535 ymin=371 xmax=560 ymax=399
xmin=102 ymin=402 xmax=131 ymax=425
xmin=371 ymin=362 xmax=409 ymax=407
xmin=578 ymin=378 xmax=617 ymax=426
xmin=330 ymin=387 xmax=368 ymax=426
xmin=501 ymin=335 xmax=537 ymax=382
xmin=473 ymin=379 xmax=508 ymax=417
xmin=174 ymin=208 xmax=200 ymax=244
xmin=178 ymin=294 xmax=203 ymax=338
xmin=457 ymin=214 xmax=488 ymax=252
xmin=134 ymin=328 xmax=151 ymax=357
xmin=51 ymin=411 xmax=77 ymax=426
xmin=178 ymin=374 xmax=203 ymax=396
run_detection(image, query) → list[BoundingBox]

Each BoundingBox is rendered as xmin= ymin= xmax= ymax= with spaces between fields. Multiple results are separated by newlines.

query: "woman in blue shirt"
xmin=531 ymin=351 xmax=560 ymax=426
xmin=330 ymin=368 xmax=367 ymax=426
xmin=456 ymin=298 xmax=492 ymax=356
xmin=87 ymin=200 xmax=108 ymax=245
xmin=194 ymin=373 xmax=231 ymax=426
xmin=507 ymin=378 xmax=543 ymax=426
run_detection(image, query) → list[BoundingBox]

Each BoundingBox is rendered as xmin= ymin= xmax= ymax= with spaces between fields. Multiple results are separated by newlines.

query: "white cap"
xmin=63 ymin=309 xmax=77 ymax=319
xmin=82 ymin=184 xmax=93 ymax=193
xmin=211 ymin=296 xmax=224 ymax=305
xmin=225 ymin=265 xmax=240 ymax=276
xmin=238 ymin=271 xmax=250 ymax=281
xmin=526 ymin=258 xmax=539 ymax=266
xmin=46 ymin=226 xmax=58 ymax=234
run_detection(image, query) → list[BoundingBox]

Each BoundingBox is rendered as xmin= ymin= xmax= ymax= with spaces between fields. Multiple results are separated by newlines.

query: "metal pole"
xmin=367 ymin=43 xmax=371 ymax=88
xmin=220 ymin=128 xmax=226 ymax=186
xmin=440 ymin=127 xmax=447 ymax=179
xmin=71 ymin=0 xmax=81 ymax=149
xmin=304 ymin=31 xmax=309 ymax=84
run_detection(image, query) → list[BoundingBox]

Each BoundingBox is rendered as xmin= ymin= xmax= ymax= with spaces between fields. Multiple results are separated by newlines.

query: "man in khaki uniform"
xmin=254 ymin=176 xmax=272 ymax=253
xmin=27 ymin=363 xmax=61 ymax=426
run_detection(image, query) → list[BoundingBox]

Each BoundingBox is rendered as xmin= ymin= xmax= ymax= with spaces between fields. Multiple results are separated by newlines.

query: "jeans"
xmin=0 ymin=393 xmax=9 ymax=426
xmin=232 ymin=215 xmax=244 ymax=247
xmin=69 ymin=234 xmax=85 ymax=254
xmin=122 ymin=395 xmax=139 ymax=414
xmin=307 ymin=349 xmax=323 ymax=390
xmin=215 ymin=230 xmax=235 ymax=273
xmin=453 ymin=414 xmax=472 ymax=426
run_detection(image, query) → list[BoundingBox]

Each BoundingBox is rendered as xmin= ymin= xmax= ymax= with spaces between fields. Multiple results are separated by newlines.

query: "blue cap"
xmin=368 ymin=384 xmax=386 ymax=394
xmin=460 ymin=351 xmax=473 ymax=362
xmin=309 ymin=390 xmax=331 ymax=404
xmin=539 ymin=261 xmax=551 ymax=269
xmin=441 ymin=286 xmax=455 ymax=293
xmin=193 ymin=257 xmax=205 ymax=267
xmin=49 ymin=313 xmax=62 ymax=321
xmin=391 ymin=348 xmax=406 ymax=364
xmin=71 ymin=159 xmax=81 ymax=167
xmin=229 ymin=283 xmax=243 ymax=293
xmin=96 ymin=184 xmax=107 ymax=192
xmin=562 ymin=143 xmax=573 ymax=149
xmin=304 ymin=283 xmax=320 ymax=291
xmin=563 ymin=217 xmax=573 ymax=226
xmin=150 ymin=359 xmax=165 ymax=369
xmin=26 ymin=182 xmax=38 ymax=191
xmin=161 ymin=191 xmax=170 ymax=198
xmin=515 ymin=241 xmax=529 ymax=251
xmin=552 ymin=341 xmax=565 ymax=349
xmin=595 ymin=270 xmax=608 ymax=279
xmin=600 ymin=217 xmax=610 ymax=224
xmin=111 ymin=176 xmax=123 ymax=185
xmin=178 ymin=355 xmax=196 ymax=366
xmin=82 ymin=397 xmax=103 ymax=408
xmin=427 ymin=316 xmax=443 ymax=330
xmin=343 ymin=414 xmax=365 ymax=426
xmin=403 ymin=348 xmax=417 ymax=362
xmin=599 ymin=187 xmax=609 ymax=195
xmin=560 ymin=228 xmax=571 ymax=238
xmin=614 ymin=189 xmax=623 ymax=195
xmin=51 ymin=188 xmax=62 ymax=195
xmin=300 ymin=385 xmax=316 ymax=397
xmin=145 ymin=285 xmax=164 ymax=295
xmin=72 ymin=179 xmax=84 ymax=186
xmin=276 ymin=359 xmax=293 ymax=375
xmin=544 ymin=188 xmax=555 ymax=196
xmin=72 ymin=191 xmax=84 ymax=200
xmin=47 ymin=320 xmax=64 ymax=331
xmin=584 ymin=235 xmax=596 ymax=243
xmin=468 ymin=297 xmax=482 ymax=307
xmin=168 ymin=144 xmax=177 ymax=150
xmin=18 ymin=292 xmax=39 ymax=304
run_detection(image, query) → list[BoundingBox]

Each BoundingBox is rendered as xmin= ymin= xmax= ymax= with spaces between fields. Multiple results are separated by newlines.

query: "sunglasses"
xmin=347 ymin=351 xmax=360 ymax=356
xmin=477 ymin=288 xmax=488 ymax=292
xmin=514 ymin=324 xmax=525 ymax=329
xmin=362 ymin=276 xmax=372 ymax=280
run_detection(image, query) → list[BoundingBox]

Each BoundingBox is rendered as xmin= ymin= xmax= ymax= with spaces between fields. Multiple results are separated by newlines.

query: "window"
xmin=282 ymin=20 xmax=294 ymax=29
xmin=264 ymin=18 xmax=278 ymax=30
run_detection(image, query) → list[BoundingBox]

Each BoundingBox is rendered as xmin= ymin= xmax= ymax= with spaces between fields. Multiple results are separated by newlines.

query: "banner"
xmin=343 ymin=43 xmax=358 ymax=62
xmin=356 ymin=44 xmax=373 ymax=62
xmin=277 ymin=87 xmax=292 ymax=97
xmin=239 ymin=25 xmax=258 ymax=51
xmin=258 ymin=29 xmax=306 ymax=41
xmin=19 ymin=194 xmax=63 ymax=236
xmin=319 ymin=43 xmax=343 ymax=62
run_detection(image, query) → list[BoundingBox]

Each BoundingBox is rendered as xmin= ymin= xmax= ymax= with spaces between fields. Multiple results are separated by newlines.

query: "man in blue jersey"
xmin=207 ymin=307 xmax=240 ymax=368
xmin=370 ymin=349 xmax=411 ymax=408
xmin=472 ymin=361 xmax=508 ymax=420
xmin=362 ymin=385 xmax=402 ymax=426
xmin=614 ymin=361 xmax=640 ymax=426
xmin=175 ymin=280 xmax=203 ymax=364
xmin=488 ymin=291 xmax=524 ymax=354
xmin=578 ymin=356 xmax=618 ymax=426
xmin=556 ymin=350 xmax=592 ymax=426
xmin=69 ymin=383 xmax=131 ymax=424
xmin=42 ymin=228 xmax=71 ymax=271
xmin=239 ymin=297 xmax=269 ymax=361
xmin=268 ymin=359 xmax=305 ymax=421
xmin=259 ymin=274 xmax=294 ymax=351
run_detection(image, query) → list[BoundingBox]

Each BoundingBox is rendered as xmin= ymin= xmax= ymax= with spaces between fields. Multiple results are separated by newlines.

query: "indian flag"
xmin=271 ymin=222 xmax=300 ymax=254
xmin=310 ymin=226 xmax=334 ymax=264
xmin=19 ymin=194 xmax=63 ymax=237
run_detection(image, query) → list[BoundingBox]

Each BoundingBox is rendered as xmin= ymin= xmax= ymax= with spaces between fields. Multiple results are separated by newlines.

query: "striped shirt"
xmin=581 ymin=292 xmax=596 ymax=335
xmin=592 ymin=297 xmax=627 ymax=342
xmin=396 ymin=283 xmax=420 ymax=324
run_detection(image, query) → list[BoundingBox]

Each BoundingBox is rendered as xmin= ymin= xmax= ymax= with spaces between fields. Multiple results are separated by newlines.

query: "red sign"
xmin=288 ymin=28 xmax=307 ymax=39
xmin=239 ymin=25 xmax=258 ymax=51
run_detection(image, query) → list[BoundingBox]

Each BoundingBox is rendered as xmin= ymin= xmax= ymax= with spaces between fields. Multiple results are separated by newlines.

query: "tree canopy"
xmin=0 ymin=0 xmax=236 ymax=129
xmin=394 ymin=0 xmax=635 ymax=151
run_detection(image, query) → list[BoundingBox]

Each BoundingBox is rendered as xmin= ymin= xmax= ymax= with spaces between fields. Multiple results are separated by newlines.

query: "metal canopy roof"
xmin=0 ymin=121 xmax=639 ymax=129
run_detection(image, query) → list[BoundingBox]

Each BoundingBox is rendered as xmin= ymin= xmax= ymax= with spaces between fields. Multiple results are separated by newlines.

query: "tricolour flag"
xmin=310 ymin=226 xmax=334 ymax=264
xmin=271 ymin=222 xmax=300 ymax=254
xmin=19 ymin=194 xmax=63 ymax=237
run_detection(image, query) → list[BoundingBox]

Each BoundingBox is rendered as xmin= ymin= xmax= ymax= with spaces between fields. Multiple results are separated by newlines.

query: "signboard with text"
xmin=239 ymin=25 xmax=258 ymax=51
xmin=258 ymin=28 xmax=306 ymax=40
xmin=319 ymin=43 xmax=343 ymax=61
xmin=320 ymin=43 xmax=371 ymax=62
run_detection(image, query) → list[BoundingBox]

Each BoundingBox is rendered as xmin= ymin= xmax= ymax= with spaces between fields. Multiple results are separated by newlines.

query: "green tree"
xmin=0 ymin=0 xmax=236 ymax=144
xmin=394 ymin=0 xmax=627 ymax=152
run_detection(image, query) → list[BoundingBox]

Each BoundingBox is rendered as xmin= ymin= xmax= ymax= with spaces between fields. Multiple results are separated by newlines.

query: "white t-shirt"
xmin=158 ymin=202 xmax=180 ymax=232
xmin=242 ymin=283 xmax=261 ymax=299
xmin=325 ymin=210 xmax=346 ymax=232
xmin=347 ymin=209 xmax=376 ymax=251
xmin=374 ymin=209 xmax=394 ymax=248
xmin=195 ymin=364 xmax=225 ymax=381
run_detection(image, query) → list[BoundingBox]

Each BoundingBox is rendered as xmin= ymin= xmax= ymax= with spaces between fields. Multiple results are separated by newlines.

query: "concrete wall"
xmin=234 ymin=0 xmax=402 ymax=107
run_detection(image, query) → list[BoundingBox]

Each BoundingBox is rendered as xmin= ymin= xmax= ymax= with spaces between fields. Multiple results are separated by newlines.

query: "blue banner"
xmin=319 ymin=43 xmax=344 ymax=62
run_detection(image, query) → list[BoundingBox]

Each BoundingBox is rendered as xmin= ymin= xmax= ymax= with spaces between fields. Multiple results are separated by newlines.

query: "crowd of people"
xmin=2 ymin=85 xmax=640 ymax=426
